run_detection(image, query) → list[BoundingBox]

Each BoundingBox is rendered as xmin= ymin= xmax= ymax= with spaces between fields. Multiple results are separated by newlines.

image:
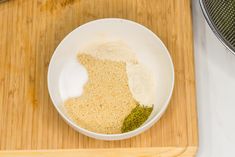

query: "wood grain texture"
xmin=0 ymin=147 xmax=197 ymax=157
xmin=0 ymin=0 xmax=198 ymax=156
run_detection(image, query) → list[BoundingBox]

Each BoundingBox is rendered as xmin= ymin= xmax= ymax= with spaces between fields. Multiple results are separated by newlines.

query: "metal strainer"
xmin=200 ymin=0 xmax=235 ymax=54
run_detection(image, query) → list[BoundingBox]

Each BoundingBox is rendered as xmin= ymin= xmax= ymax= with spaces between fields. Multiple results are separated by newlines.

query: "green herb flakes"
xmin=121 ymin=105 xmax=153 ymax=133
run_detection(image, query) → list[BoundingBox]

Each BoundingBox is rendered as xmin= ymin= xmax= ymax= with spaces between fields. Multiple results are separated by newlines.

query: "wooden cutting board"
xmin=0 ymin=0 xmax=198 ymax=156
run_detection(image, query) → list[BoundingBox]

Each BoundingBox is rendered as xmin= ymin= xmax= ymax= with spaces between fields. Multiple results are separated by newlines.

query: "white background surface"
xmin=192 ymin=1 xmax=235 ymax=156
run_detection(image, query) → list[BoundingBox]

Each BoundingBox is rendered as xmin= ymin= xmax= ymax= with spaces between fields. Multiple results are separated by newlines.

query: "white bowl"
xmin=48 ymin=18 xmax=174 ymax=140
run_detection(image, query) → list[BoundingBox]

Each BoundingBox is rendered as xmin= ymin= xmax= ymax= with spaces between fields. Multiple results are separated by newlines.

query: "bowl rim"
xmin=47 ymin=18 xmax=175 ymax=140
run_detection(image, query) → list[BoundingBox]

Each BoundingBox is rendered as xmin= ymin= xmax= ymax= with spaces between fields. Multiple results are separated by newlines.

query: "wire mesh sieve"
xmin=200 ymin=0 xmax=235 ymax=54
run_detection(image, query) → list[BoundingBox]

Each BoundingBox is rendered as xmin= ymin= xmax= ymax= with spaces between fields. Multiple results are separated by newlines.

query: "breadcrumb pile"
xmin=64 ymin=54 xmax=137 ymax=134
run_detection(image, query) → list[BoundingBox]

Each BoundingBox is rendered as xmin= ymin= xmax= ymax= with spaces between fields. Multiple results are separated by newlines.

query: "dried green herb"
xmin=121 ymin=105 xmax=153 ymax=133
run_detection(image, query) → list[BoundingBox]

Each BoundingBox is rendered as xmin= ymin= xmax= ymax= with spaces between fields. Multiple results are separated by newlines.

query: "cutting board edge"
xmin=0 ymin=146 xmax=198 ymax=157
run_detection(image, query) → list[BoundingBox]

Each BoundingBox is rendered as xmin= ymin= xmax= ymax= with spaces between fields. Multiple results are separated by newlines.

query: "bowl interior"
xmin=48 ymin=18 xmax=174 ymax=140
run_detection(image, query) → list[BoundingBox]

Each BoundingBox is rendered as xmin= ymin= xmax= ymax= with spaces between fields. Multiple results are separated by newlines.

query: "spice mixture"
xmin=64 ymin=42 xmax=154 ymax=134
xmin=64 ymin=54 xmax=138 ymax=134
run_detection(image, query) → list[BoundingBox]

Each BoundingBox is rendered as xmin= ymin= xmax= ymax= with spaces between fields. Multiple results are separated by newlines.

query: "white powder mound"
xmin=126 ymin=63 xmax=157 ymax=107
xmin=59 ymin=59 xmax=88 ymax=101
xmin=80 ymin=41 xmax=137 ymax=63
